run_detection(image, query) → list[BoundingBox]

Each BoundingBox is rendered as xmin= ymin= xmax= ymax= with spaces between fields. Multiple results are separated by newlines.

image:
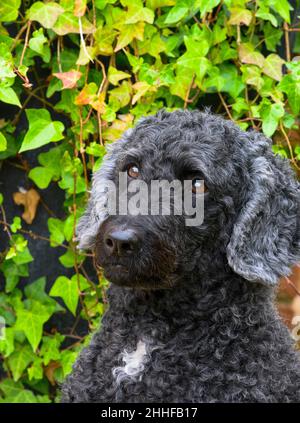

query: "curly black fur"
xmin=61 ymin=109 xmax=300 ymax=403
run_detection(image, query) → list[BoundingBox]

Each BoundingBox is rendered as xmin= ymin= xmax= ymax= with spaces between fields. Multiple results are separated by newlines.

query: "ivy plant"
xmin=0 ymin=0 xmax=299 ymax=402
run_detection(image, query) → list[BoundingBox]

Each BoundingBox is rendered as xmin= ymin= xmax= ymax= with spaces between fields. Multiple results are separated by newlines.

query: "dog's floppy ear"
xmin=227 ymin=132 xmax=300 ymax=286
xmin=76 ymin=131 xmax=131 ymax=250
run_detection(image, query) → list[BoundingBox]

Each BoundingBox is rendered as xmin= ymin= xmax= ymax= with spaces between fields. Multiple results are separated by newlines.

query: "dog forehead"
xmin=119 ymin=127 xmax=230 ymax=173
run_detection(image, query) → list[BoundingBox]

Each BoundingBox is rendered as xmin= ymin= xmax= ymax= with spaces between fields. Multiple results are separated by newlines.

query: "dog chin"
xmin=103 ymin=264 xmax=172 ymax=290
xmin=103 ymin=264 xmax=132 ymax=286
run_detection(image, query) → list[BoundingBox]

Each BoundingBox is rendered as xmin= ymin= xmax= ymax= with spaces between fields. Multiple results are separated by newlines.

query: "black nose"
xmin=104 ymin=229 xmax=140 ymax=256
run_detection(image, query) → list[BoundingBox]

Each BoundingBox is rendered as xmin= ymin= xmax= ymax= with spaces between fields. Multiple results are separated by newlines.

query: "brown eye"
xmin=127 ymin=164 xmax=140 ymax=178
xmin=192 ymin=178 xmax=206 ymax=194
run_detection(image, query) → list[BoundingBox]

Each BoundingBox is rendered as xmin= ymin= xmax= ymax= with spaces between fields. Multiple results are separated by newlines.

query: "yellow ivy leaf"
xmin=108 ymin=66 xmax=131 ymax=85
xmin=114 ymin=22 xmax=145 ymax=52
xmin=238 ymin=43 xmax=265 ymax=68
xmin=132 ymin=81 xmax=153 ymax=104
xmin=228 ymin=8 xmax=253 ymax=26
xmin=262 ymin=54 xmax=285 ymax=81
xmin=74 ymin=0 xmax=87 ymax=17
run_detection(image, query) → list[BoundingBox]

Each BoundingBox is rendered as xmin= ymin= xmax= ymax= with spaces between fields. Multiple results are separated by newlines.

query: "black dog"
xmin=62 ymin=110 xmax=300 ymax=402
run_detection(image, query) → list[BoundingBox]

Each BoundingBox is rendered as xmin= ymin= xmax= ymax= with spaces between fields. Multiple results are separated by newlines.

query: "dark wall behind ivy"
xmin=0 ymin=0 xmax=299 ymax=403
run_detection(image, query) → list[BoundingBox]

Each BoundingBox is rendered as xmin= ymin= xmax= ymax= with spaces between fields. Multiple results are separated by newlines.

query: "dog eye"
xmin=127 ymin=164 xmax=140 ymax=178
xmin=192 ymin=179 xmax=206 ymax=194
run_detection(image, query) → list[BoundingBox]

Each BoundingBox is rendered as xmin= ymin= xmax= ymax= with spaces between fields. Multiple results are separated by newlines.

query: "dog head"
xmin=77 ymin=110 xmax=300 ymax=289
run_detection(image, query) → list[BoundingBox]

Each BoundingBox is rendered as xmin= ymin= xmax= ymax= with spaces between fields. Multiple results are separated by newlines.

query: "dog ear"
xmin=226 ymin=132 xmax=300 ymax=286
xmin=76 ymin=131 xmax=131 ymax=250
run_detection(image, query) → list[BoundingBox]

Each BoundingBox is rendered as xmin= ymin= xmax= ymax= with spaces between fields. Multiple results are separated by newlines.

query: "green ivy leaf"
xmin=50 ymin=274 xmax=89 ymax=315
xmin=7 ymin=344 xmax=35 ymax=381
xmin=0 ymin=87 xmax=21 ymax=108
xmin=212 ymin=24 xmax=227 ymax=45
xmin=11 ymin=216 xmax=21 ymax=233
xmin=0 ymin=132 xmax=7 ymax=151
xmin=260 ymin=100 xmax=284 ymax=137
xmin=256 ymin=6 xmax=277 ymax=27
xmin=272 ymin=145 xmax=288 ymax=158
xmin=6 ymin=236 xmax=33 ymax=266
xmin=0 ymin=42 xmax=16 ymax=80
xmin=219 ymin=63 xmax=245 ymax=98
xmin=28 ymin=167 xmax=55 ymax=189
xmin=12 ymin=246 xmax=33 ymax=266
xmin=85 ymin=142 xmax=106 ymax=157
xmin=18 ymin=64 xmax=28 ymax=78
xmin=46 ymin=77 xmax=63 ymax=98
xmin=20 ymin=109 xmax=64 ymax=153
xmin=50 ymin=276 xmax=79 ymax=316
xmin=0 ymin=133 xmax=21 ymax=160
xmin=177 ymin=37 xmax=210 ymax=81
xmin=58 ymin=173 xmax=86 ymax=195
xmin=203 ymin=66 xmax=225 ymax=92
xmin=263 ymin=23 xmax=282 ymax=51
xmin=59 ymin=249 xmax=84 ymax=268
xmin=212 ymin=41 xmax=237 ymax=64
xmin=0 ymin=0 xmax=21 ymax=22
xmin=0 ymin=380 xmax=37 ymax=403
xmin=27 ymin=358 xmax=43 ymax=381
xmin=0 ymin=327 xmax=15 ymax=357
xmin=183 ymin=35 xmax=210 ymax=59
xmin=47 ymin=218 xmax=65 ymax=247
xmin=137 ymin=25 xmax=166 ymax=58
xmin=63 ymin=214 xmax=76 ymax=242
xmin=197 ymin=0 xmax=220 ymax=17
xmin=0 ymin=260 xmax=28 ymax=293
xmin=270 ymin=0 xmax=292 ymax=23
xmin=0 ymin=0 xmax=298 ymax=404
xmin=60 ymin=350 xmax=78 ymax=377
xmin=24 ymin=277 xmax=63 ymax=313
xmin=282 ymin=113 xmax=295 ymax=129
xmin=40 ymin=334 xmax=65 ymax=366
xmin=4 ymin=273 xmax=19 ymax=293
xmin=28 ymin=28 xmax=46 ymax=54
xmin=7 ymin=289 xmax=23 ymax=316
xmin=95 ymin=0 xmax=118 ymax=9
xmin=15 ymin=300 xmax=55 ymax=351
xmin=124 ymin=0 xmax=154 ymax=24
xmin=28 ymin=28 xmax=50 ymax=63
xmin=279 ymin=68 xmax=300 ymax=115
xmin=38 ymin=145 xmax=64 ymax=179
xmin=164 ymin=4 xmax=188 ymax=24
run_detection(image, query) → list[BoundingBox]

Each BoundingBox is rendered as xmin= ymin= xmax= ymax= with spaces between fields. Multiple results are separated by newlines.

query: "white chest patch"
xmin=112 ymin=340 xmax=149 ymax=385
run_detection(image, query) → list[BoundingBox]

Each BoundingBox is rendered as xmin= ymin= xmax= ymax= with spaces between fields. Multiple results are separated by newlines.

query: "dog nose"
xmin=104 ymin=229 xmax=140 ymax=256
